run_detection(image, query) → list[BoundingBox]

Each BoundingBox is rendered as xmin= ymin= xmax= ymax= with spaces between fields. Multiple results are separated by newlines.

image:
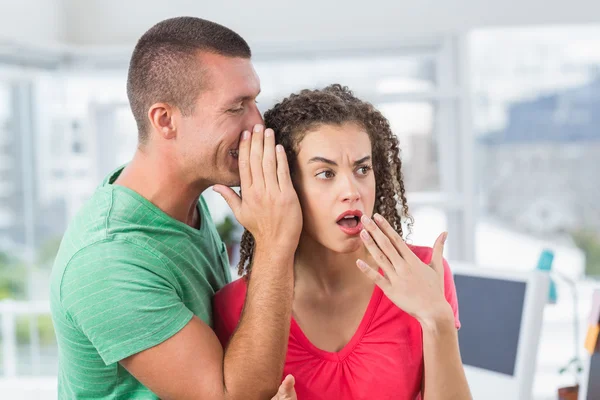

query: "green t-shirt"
xmin=50 ymin=168 xmax=231 ymax=399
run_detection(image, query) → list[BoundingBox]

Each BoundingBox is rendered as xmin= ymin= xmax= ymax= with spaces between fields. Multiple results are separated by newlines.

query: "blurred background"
xmin=0 ymin=1 xmax=599 ymax=399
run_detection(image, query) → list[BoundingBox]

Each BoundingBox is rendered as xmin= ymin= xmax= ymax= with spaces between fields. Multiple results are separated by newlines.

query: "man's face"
xmin=174 ymin=53 xmax=263 ymax=187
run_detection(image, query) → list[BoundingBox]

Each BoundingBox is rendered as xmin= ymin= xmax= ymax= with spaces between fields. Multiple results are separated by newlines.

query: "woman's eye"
xmin=316 ymin=171 xmax=334 ymax=179
xmin=357 ymin=165 xmax=372 ymax=175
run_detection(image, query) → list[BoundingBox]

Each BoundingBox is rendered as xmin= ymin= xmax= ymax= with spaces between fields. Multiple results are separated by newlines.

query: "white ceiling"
xmin=2 ymin=0 xmax=600 ymax=52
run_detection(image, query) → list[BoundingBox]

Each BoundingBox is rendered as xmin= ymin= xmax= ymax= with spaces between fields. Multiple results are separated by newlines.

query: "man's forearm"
xmin=420 ymin=307 xmax=472 ymax=400
xmin=223 ymin=246 xmax=294 ymax=400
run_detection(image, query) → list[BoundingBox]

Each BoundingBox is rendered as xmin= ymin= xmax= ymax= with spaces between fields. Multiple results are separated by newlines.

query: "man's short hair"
xmin=127 ymin=17 xmax=251 ymax=142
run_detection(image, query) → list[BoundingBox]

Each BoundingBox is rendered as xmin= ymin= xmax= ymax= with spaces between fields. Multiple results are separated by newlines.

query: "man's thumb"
xmin=213 ymin=185 xmax=241 ymax=216
xmin=280 ymin=374 xmax=295 ymax=395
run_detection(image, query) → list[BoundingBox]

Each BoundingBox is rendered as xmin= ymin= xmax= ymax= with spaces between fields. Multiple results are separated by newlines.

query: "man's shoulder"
xmin=57 ymin=181 xmax=177 ymax=264
xmin=52 ymin=187 xmax=118 ymax=273
xmin=52 ymin=238 xmax=162 ymax=297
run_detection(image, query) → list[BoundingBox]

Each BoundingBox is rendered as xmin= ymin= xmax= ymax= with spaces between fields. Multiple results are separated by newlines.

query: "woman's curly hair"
xmin=237 ymin=84 xmax=413 ymax=277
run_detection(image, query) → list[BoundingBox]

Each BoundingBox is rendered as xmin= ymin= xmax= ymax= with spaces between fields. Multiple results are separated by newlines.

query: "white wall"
xmin=0 ymin=0 xmax=597 ymax=51
xmin=63 ymin=0 xmax=600 ymax=49
xmin=0 ymin=0 xmax=65 ymax=46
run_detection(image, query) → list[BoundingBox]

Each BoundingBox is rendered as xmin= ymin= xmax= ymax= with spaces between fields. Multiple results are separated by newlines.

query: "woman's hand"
xmin=356 ymin=213 xmax=452 ymax=325
xmin=357 ymin=214 xmax=472 ymax=399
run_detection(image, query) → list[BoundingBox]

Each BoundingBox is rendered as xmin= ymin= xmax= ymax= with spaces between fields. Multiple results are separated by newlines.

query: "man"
xmin=50 ymin=17 xmax=301 ymax=399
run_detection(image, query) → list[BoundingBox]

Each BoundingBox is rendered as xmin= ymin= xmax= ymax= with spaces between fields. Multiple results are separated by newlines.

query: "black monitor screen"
xmin=585 ymin=352 xmax=600 ymax=400
xmin=455 ymin=274 xmax=527 ymax=376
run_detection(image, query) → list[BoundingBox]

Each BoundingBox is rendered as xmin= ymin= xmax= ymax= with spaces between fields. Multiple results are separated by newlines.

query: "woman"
xmin=213 ymin=84 xmax=471 ymax=400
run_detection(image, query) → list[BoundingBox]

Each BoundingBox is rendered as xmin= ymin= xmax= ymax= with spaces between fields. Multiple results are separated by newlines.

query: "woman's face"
xmin=293 ymin=122 xmax=376 ymax=254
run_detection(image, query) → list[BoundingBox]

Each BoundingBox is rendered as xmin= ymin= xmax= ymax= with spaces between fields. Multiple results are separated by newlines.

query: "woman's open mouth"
xmin=336 ymin=210 xmax=364 ymax=236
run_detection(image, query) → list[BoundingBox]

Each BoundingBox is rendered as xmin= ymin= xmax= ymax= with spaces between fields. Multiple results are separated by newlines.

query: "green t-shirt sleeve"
xmin=59 ymin=239 xmax=194 ymax=366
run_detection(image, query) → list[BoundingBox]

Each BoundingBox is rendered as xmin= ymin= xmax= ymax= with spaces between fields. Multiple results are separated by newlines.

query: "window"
xmin=377 ymin=102 xmax=437 ymax=192
xmin=470 ymin=26 xmax=600 ymax=399
xmin=253 ymin=54 xmax=437 ymax=108
xmin=471 ymin=27 xmax=600 ymax=276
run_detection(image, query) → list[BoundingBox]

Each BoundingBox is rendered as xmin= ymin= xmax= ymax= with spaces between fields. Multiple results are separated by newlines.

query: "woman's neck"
xmin=294 ymin=235 xmax=373 ymax=295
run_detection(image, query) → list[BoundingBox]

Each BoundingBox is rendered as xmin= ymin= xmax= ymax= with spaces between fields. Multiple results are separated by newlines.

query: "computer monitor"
xmin=451 ymin=263 xmax=550 ymax=400
xmin=580 ymin=351 xmax=600 ymax=400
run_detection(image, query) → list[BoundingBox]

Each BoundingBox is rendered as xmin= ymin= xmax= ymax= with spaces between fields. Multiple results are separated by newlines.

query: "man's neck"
xmin=114 ymin=149 xmax=208 ymax=228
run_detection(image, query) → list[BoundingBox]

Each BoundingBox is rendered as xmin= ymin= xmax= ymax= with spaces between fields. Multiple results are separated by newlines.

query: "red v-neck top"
xmin=213 ymin=245 xmax=460 ymax=400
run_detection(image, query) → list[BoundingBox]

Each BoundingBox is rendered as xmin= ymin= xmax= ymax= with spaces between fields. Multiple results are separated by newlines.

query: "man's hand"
xmin=213 ymin=124 xmax=299 ymax=399
xmin=214 ymin=124 xmax=302 ymax=253
xmin=271 ymin=375 xmax=297 ymax=400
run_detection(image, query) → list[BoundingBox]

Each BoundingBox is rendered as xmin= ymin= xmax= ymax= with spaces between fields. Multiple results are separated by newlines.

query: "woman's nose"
xmin=341 ymin=178 xmax=360 ymax=203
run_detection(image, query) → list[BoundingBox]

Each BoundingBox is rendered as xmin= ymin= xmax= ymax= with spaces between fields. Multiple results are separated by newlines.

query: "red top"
xmin=213 ymin=245 xmax=460 ymax=400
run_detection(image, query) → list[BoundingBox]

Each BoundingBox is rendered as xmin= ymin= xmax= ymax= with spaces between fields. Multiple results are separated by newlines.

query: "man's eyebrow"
xmin=227 ymin=90 xmax=261 ymax=105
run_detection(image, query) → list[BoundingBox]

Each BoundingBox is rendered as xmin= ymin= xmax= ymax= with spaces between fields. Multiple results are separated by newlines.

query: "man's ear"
xmin=148 ymin=103 xmax=177 ymax=140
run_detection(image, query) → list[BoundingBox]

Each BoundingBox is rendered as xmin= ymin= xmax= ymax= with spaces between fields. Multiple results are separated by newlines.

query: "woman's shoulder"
xmin=407 ymin=243 xmax=453 ymax=273
xmin=407 ymin=244 xmax=435 ymax=263
xmin=213 ymin=277 xmax=248 ymax=345
xmin=214 ymin=277 xmax=248 ymax=307
xmin=213 ymin=278 xmax=246 ymax=347
xmin=214 ymin=277 xmax=248 ymax=323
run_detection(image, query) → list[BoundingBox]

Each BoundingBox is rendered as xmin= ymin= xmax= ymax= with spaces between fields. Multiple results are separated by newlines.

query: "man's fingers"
xmin=262 ymin=128 xmax=278 ymax=190
xmin=250 ymin=124 xmax=265 ymax=187
xmin=280 ymin=374 xmax=295 ymax=392
xmin=238 ymin=130 xmax=252 ymax=189
xmin=272 ymin=375 xmax=296 ymax=400
xmin=213 ymin=185 xmax=242 ymax=218
xmin=275 ymin=145 xmax=293 ymax=192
